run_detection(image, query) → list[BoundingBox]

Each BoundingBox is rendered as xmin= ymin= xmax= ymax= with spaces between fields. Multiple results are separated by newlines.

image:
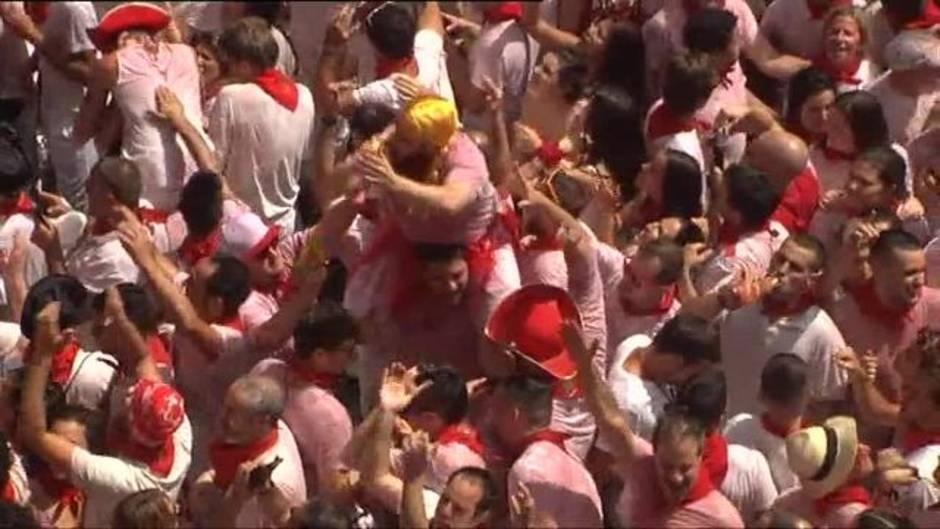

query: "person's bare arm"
xmin=519 ymin=2 xmax=581 ymax=51
xmin=30 ymin=216 xmax=66 ymax=276
xmin=745 ymin=34 xmax=812 ymax=80
xmin=479 ymin=78 xmax=513 ymax=189
xmin=250 ymin=265 xmax=326 ymax=352
xmin=315 ymin=5 xmax=357 ymax=116
xmin=399 ymin=432 xmax=432 ymax=529
xmin=837 ymin=348 xmax=901 ymax=426
xmin=418 ymin=1 xmax=445 ymax=37
xmin=18 ymin=303 xmax=78 ymax=471
xmin=154 ymin=86 xmax=219 ymax=173
xmin=74 ymin=54 xmax=119 ymax=144
xmin=1 ymin=233 xmax=30 ymax=324
xmin=103 ymin=287 xmax=162 ymax=382
xmin=359 ymin=149 xmax=476 ymax=216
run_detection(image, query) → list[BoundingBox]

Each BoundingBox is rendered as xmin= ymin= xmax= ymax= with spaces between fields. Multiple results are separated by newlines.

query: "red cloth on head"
xmin=146 ymin=335 xmax=173 ymax=372
xmin=287 ymin=357 xmax=340 ymax=391
xmin=375 ymin=55 xmax=419 ymax=80
xmin=108 ymin=381 xmax=182 ymax=479
xmin=483 ymin=2 xmax=524 ymax=23
xmin=108 ymin=427 xmax=176 ymax=477
xmin=902 ymin=425 xmax=940 ymax=454
xmin=0 ymin=193 xmax=35 ymax=217
xmin=254 ymin=69 xmax=299 ymax=111
xmin=437 ymin=424 xmax=486 ymax=457
xmin=210 ymin=428 xmax=279 ymax=490
xmin=771 ymin=164 xmax=821 ymax=233
xmin=701 ymin=433 xmax=729 ymax=487
xmin=813 ymin=484 xmax=872 ymax=517
xmin=178 ymin=229 xmax=222 ymax=267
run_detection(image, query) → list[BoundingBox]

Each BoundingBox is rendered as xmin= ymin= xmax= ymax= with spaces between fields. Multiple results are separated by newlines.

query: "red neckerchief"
xmin=287 ymin=357 xmax=339 ymax=391
xmin=483 ymin=2 xmax=523 ymax=23
xmin=34 ymin=462 xmax=83 ymax=520
xmin=821 ymin=143 xmax=855 ymax=162
xmin=25 ymin=2 xmax=49 ymax=25
xmin=147 ymin=335 xmax=173 ymax=371
xmin=647 ymin=104 xmax=699 ymax=141
xmin=761 ymin=291 xmax=817 ymax=318
xmin=845 ymin=280 xmax=916 ymax=326
xmin=210 ymin=428 xmax=279 ymax=490
xmin=771 ymin=164 xmax=821 ymax=233
xmin=536 ymin=140 xmax=564 ymax=168
xmin=375 ymin=55 xmax=419 ymax=80
xmin=905 ymin=0 xmax=940 ymax=29
xmin=816 ymin=53 xmax=863 ymax=86
xmin=254 ymin=68 xmax=299 ymax=111
xmin=620 ymin=286 xmax=676 ymax=317
xmin=807 ymin=0 xmax=851 ymax=19
xmin=702 ymin=432 xmax=729 ymax=488
xmin=437 ymin=424 xmax=486 ymax=457
xmin=761 ymin=414 xmax=809 ymax=438
xmin=513 ymin=429 xmax=569 ymax=461
xmin=0 ymin=193 xmax=35 ymax=217
xmin=107 ymin=423 xmax=176 ymax=477
xmin=1 ymin=480 xmax=16 ymax=503
xmin=902 ymin=425 xmax=940 ymax=454
xmin=813 ymin=483 xmax=872 ymax=517
xmin=91 ymin=207 xmax=168 ymax=236
xmin=178 ymin=229 xmax=222 ymax=267
xmin=42 ymin=341 xmax=81 ymax=386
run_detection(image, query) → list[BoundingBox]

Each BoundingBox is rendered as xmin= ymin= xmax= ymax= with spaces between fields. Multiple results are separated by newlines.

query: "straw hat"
xmin=786 ymin=416 xmax=859 ymax=498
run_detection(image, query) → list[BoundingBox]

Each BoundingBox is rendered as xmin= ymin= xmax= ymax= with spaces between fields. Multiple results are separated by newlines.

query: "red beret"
xmin=89 ymin=2 xmax=170 ymax=50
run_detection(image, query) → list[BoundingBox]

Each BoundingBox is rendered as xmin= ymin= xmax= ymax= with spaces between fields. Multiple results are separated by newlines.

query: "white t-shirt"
xmin=352 ymin=29 xmax=455 ymax=111
xmin=209 ymin=81 xmax=315 ymax=233
xmin=64 ymin=349 xmax=118 ymax=411
xmin=722 ymin=443 xmax=779 ymax=523
xmin=597 ymin=334 xmax=669 ymax=450
xmin=899 ymin=445 xmax=940 ymax=527
xmin=725 ymin=413 xmax=799 ymax=492
xmin=469 ymin=19 xmax=537 ymax=121
xmin=720 ymin=303 xmax=847 ymax=418
xmin=38 ymin=2 xmax=97 ymax=136
xmin=65 ymin=232 xmax=140 ymax=293
xmin=70 ymin=417 xmax=193 ymax=529
xmin=0 ymin=2 xmax=31 ymax=100
xmin=697 ymin=221 xmax=790 ymax=295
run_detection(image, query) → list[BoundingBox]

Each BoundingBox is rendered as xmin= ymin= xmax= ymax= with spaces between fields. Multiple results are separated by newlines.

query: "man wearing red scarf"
xmin=719 ymin=235 xmax=848 ymax=418
xmin=565 ymin=325 xmax=745 ymax=528
xmin=208 ymin=17 xmax=314 ymax=233
xmin=191 ymin=374 xmax=306 ymax=528
xmin=761 ymin=0 xmax=856 ymax=61
xmin=250 ymin=300 xmax=357 ymax=496
xmin=676 ymin=368 xmax=778 ymax=524
xmin=18 ymin=302 xmax=191 ymax=529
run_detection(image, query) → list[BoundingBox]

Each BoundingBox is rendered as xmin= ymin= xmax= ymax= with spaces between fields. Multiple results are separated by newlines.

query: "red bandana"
xmin=514 ymin=429 xmax=569 ymax=460
xmin=137 ymin=207 xmax=169 ymax=224
xmin=147 ymin=335 xmax=173 ymax=371
xmin=536 ymin=140 xmax=564 ymax=168
xmin=905 ymin=0 xmax=940 ymax=29
xmin=1 ymin=480 xmax=16 ymax=504
xmin=807 ymin=0 xmax=851 ymax=19
xmin=620 ymin=286 xmax=676 ymax=317
xmin=813 ymin=484 xmax=872 ymax=517
xmin=483 ymin=2 xmax=524 ymax=23
xmin=902 ymin=425 xmax=940 ymax=454
xmin=375 ymin=55 xmax=418 ymax=80
xmin=761 ymin=292 xmax=817 ymax=318
xmin=701 ymin=433 xmax=729 ymax=487
xmin=845 ymin=280 xmax=916 ymax=327
xmin=178 ymin=229 xmax=222 ymax=267
xmin=647 ymin=104 xmax=699 ymax=141
xmin=48 ymin=341 xmax=81 ymax=386
xmin=254 ymin=69 xmax=299 ymax=111
xmin=771 ymin=164 xmax=821 ymax=233
xmin=816 ymin=53 xmax=863 ymax=86
xmin=437 ymin=424 xmax=486 ymax=457
xmin=287 ymin=358 xmax=340 ymax=391
xmin=761 ymin=414 xmax=810 ymax=438
xmin=210 ymin=428 xmax=279 ymax=490
xmin=34 ymin=463 xmax=83 ymax=520
xmin=0 ymin=193 xmax=35 ymax=217
xmin=821 ymin=143 xmax=855 ymax=162
xmin=107 ymin=424 xmax=176 ymax=477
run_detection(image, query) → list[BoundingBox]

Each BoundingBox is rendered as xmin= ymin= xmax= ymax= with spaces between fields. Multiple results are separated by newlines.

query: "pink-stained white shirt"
xmin=597 ymin=242 xmax=681 ymax=359
xmin=698 ymin=62 xmax=751 ymax=130
xmin=867 ymin=71 xmax=940 ymax=148
xmin=64 ymin=231 xmax=141 ymax=294
xmin=759 ymin=0 xmax=865 ymax=59
xmin=643 ymin=0 xmax=758 ymax=98
xmin=208 ymin=81 xmax=315 ymax=233
xmin=469 ymin=19 xmax=538 ymax=121
xmin=696 ymin=221 xmax=790 ymax=294
xmin=722 ymin=443 xmax=779 ymax=523
xmin=239 ymin=290 xmax=280 ymax=334
xmin=725 ymin=413 xmax=800 ymax=492
xmin=616 ymin=435 xmax=746 ymax=528
xmin=508 ymin=440 xmax=603 ymax=528
xmin=830 ymin=286 xmax=940 ymax=403
xmin=720 ymin=303 xmax=848 ymax=417
xmin=69 ymin=417 xmax=192 ymax=529
xmin=114 ymin=42 xmax=203 ymax=211
xmin=37 ymin=2 xmax=97 ymax=136
xmin=64 ymin=349 xmax=118 ymax=411
xmin=897 ymin=445 xmax=940 ymax=526
xmin=773 ymin=486 xmax=868 ymax=528
xmin=425 ymin=440 xmax=487 ymax=494
xmin=516 ymin=245 xmax=568 ymax=289
xmin=251 ymin=359 xmax=352 ymax=494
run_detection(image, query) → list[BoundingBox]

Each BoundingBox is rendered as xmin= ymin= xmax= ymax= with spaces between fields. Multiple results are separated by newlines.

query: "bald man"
xmin=746 ymin=129 xmax=819 ymax=234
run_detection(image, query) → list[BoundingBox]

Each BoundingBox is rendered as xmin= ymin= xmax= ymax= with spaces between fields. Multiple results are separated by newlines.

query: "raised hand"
xmin=391 ymin=73 xmax=422 ymax=104
xmin=399 ymin=430 xmax=431 ymax=482
xmin=480 ymin=76 xmax=504 ymax=114
xmin=34 ymin=302 xmax=64 ymax=359
xmin=560 ymin=321 xmax=597 ymax=369
xmin=153 ymin=85 xmax=186 ymax=125
xmin=115 ymin=206 xmax=155 ymax=263
xmin=509 ymin=481 xmax=535 ymax=528
xmin=379 ymin=363 xmax=431 ymax=413
xmin=325 ymin=3 xmax=358 ymax=46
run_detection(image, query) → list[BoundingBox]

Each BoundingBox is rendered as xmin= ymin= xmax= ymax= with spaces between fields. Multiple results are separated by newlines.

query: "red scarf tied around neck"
xmin=210 ymin=428 xmax=279 ymax=490
xmin=701 ymin=432 xmax=729 ymax=487
xmin=761 ymin=291 xmax=817 ymax=318
xmin=813 ymin=483 xmax=872 ymax=517
xmin=288 ymin=358 xmax=340 ymax=391
xmin=437 ymin=424 xmax=486 ymax=457
xmin=483 ymin=2 xmax=524 ymax=23
xmin=761 ymin=414 xmax=810 ymax=438
xmin=254 ymin=69 xmax=299 ymax=111
xmin=902 ymin=425 xmax=940 ymax=454
xmin=816 ymin=53 xmax=863 ymax=86
xmin=178 ymin=229 xmax=222 ymax=267
xmin=646 ymin=104 xmax=699 ymax=141
xmin=29 ymin=340 xmax=82 ymax=387
xmin=35 ymin=462 xmax=83 ymax=520
xmin=846 ymin=280 xmax=916 ymax=327
xmin=0 ymin=193 xmax=35 ymax=218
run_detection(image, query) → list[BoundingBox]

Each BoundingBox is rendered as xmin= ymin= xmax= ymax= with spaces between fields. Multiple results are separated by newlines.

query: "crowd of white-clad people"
xmin=0 ymin=0 xmax=939 ymax=528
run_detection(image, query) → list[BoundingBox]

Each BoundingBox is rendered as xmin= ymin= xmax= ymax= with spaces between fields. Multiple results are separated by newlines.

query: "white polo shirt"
xmin=722 ymin=443 xmax=779 ymax=523
xmin=725 ymin=413 xmax=800 ymax=492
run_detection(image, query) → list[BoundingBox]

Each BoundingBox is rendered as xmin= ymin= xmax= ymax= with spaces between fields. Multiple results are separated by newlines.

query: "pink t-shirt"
xmin=760 ymin=0 xmax=828 ymax=59
xmin=114 ymin=42 xmax=203 ymax=211
xmin=425 ymin=440 xmax=487 ymax=493
xmin=773 ymin=486 xmax=868 ymax=528
xmin=697 ymin=221 xmax=790 ymax=294
xmin=867 ymin=71 xmax=940 ymax=148
xmin=508 ymin=441 xmax=603 ymax=528
xmin=616 ymin=435 xmax=746 ymax=528
xmin=251 ymin=359 xmax=351 ymax=495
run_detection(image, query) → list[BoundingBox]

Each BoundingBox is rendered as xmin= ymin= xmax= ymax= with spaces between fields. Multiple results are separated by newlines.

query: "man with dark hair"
xmin=717 ymin=234 xmax=848 ymax=417
xmin=209 ymin=16 xmax=314 ymax=232
xmin=91 ymin=283 xmax=172 ymax=380
xmin=251 ymin=300 xmax=357 ymax=495
xmin=564 ymin=325 xmax=745 ymax=527
xmin=675 ymin=368 xmax=777 ymax=524
xmin=726 ymin=353 xmax=812 ymax=492
xmin=490 ymin=374 xmax=603 ymax=528
xmin=690 ymin=164 xmax=787 ymax=296
xmin=175 ymin=171 xmax=229 ymax=269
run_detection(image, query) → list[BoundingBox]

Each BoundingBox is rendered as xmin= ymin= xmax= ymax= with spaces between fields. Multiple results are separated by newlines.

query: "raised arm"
xmin=418 ymin=1 xmax=445 ymax=37
xmin=836 ymin=348 xmax=900 ymax=426
xmin=249 ymin=264 xmax=326 ymax=352
xmin=154 ymin=86 xmax=219 ymax=173
xmin=745 ymin=33 xmax=812 ymax=81
xmin=519 ymin=1 xmax=581 ymax=51
xmin=399 ymin=432 xmax=432 ymax=529
xmin=0 ymin=3 xmax=96 ymax=84
xmin=103 ymin=286 xmax=161 ymax=383
xmin=74 ymin=55 xmax=119 ymax=145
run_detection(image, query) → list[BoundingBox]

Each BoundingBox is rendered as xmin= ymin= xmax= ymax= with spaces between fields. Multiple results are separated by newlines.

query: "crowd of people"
xmin=0 ymin=0 xmax=938 ymax=528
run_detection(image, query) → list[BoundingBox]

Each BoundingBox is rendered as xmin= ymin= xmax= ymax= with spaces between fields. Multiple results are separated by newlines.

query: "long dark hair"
xmin=834 ymin=90 xmax=890 ymax=152
xmin=661 ymin=150 xmax=704 ymax=218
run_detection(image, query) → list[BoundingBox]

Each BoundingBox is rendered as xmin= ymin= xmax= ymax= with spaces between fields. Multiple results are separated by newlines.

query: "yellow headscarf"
xmin=401 ymin=95 xmax=459 ymax=151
